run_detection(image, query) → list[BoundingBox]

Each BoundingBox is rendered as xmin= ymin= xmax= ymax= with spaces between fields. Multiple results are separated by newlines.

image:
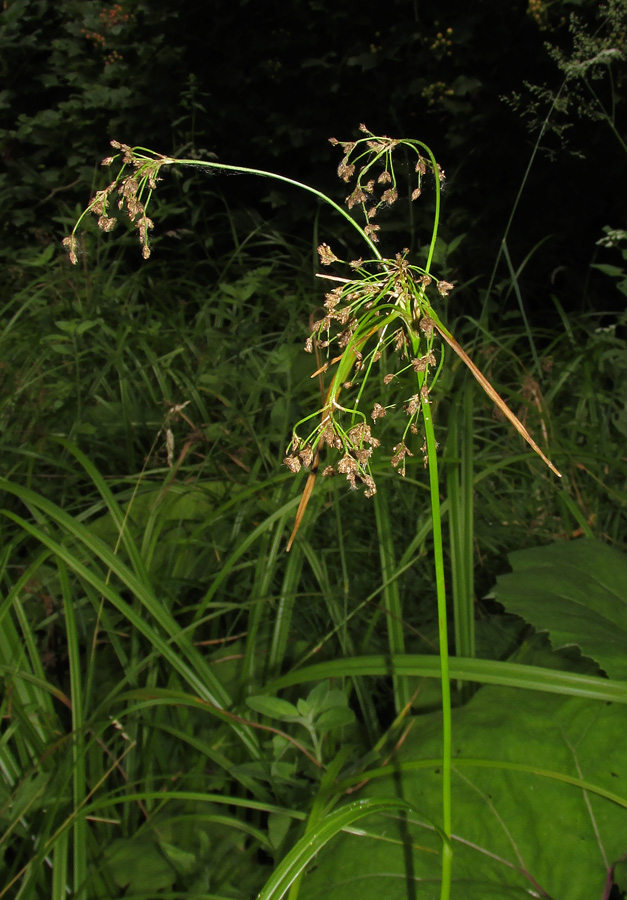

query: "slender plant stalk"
xmin=421 ymin=387 xmax=453 ymax=895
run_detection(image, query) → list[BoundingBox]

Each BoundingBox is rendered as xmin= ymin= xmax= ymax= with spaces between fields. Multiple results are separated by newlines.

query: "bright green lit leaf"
xmin=491 ymin=539 xmax=627 ymax=679
xmin=297 ymin=697 xmax=311 ymax=717
xmin=321 ymin=689 xmax=352 ymax=710
xmin=316 ymin=706 xmax=355 ymax=730
xmin=301 ymin=653 xmax=627 ymax=899
xmin=246 ymin=695 xmax=300 ymax=720
xmin=306 ymin=681 xmax=330 ymax=708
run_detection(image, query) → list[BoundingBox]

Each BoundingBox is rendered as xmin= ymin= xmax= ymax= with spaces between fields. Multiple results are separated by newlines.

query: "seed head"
xmin=362 ymin=474 xmax=377 ymax=498
xmin=371 ymin=402 xmax=386 ymax=421
xmin=97 ymin=216 xmax=117 ymax=232
xmin=62 ymin=234 xmax=79 ymax=265
xmin=299 ymin=445 xmax=314 ymax=467
xmin=381 ymin=188 xmax=398 ymax=205
xmin=404 ymin=394 xmax=421 ymax=416
xmin=346 ymin=187 xmax=368 ymax=209
xmin=364 ymin=224 xmax=381 ymax=242
xmin=419 ymin=316 xmax=435 ymax=337
xmin=391 ymin=441 xmax=413 ymax=471
xmin=415 ymin=157 xmax=427 ymax=175
xmin=411 ymin=352 xmax=436 ymax=372
xmin=318 ymin=243 xmax=339 ymax=266
xmin=337 ymin=159 xmax=356 ymax=182
xmin=284 ymin=455 xmax=301 ymax=474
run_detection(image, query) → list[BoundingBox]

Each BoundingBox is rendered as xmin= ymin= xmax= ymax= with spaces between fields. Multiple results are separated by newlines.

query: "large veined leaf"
xmin=490 ymin=539 xmax=627 ymax=679
xmin=299 ymin=668 xmax=627 ymax=900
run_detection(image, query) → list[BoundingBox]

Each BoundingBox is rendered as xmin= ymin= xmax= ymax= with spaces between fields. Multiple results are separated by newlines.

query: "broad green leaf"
xmin=315 ymin=706 xmax=355 ymax=730
xmin=491 ymin=539 xmax=627 ymax=678
xmin=320 ymin=688 xmax=352 ymax=710
xmin=306 ymin=681 xmax=330 ymax=708
xmin=105 ymin=835 xmax=175 ymax=892
xmin=300 ymin=671 xmax=627 ymax=900
xmin=159 ymin=840 xmax=197 ymax=876
xmin=246 ymin=695 xmax=300 ymax=720
xmin=297 ymin=698 xmax=311 ymax=717
xmin=268 ymin=812 xmax=293 ymax=851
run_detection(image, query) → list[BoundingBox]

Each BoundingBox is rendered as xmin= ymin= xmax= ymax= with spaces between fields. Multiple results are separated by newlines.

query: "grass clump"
xmin=1 ymin=126 xmax=625 ymax=900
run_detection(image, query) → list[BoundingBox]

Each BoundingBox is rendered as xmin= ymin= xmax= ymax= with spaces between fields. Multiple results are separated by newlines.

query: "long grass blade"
xmin=268 ymin=654 xmax=627 ymax=704
xmin=0 ymin=483 xmax=260 ymax=758
xmin=256 ymin=798 xmax=421 ymax=900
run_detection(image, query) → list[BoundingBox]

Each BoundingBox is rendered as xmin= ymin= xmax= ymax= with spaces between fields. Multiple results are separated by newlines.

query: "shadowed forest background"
xmin=1 ymin=1 xmax=627 ymax=898
xmin=4 ymin=0 xmax=627 ymax=312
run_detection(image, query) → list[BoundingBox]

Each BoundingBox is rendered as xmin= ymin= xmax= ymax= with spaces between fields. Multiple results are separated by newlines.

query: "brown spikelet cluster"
xmin=63 ymin=141 xmax=170 ymax=264
xmin=287 ymin=237 xmax=449 ymax=497
xmin=327 ymin=124 xmax=437 ymax=237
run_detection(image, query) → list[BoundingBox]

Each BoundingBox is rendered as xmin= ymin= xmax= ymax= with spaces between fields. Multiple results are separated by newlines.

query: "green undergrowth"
xmin=1 ymin=152 xmax=627 ymax=897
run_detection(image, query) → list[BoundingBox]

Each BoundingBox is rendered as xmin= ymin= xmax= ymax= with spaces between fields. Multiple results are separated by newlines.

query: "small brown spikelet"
xmin=419 ymin=316 xmax=435 ymax=337
xmin=284 ymin=455 xmax=301 ymax=473
xmin=404 ymin=394 xmax=421 ymax=416
xmin=346 ymin=188 xmax=368 ymax=209
xmin=98 ymin=216 xmax=117 ymax=232
xmin=364 ymin=224 xmax=381 ymax=242
xmin=62 ymin=235 xmax=79 ymax=265
xmin=318 ymin=243 xmax=339 ymax=266
xmin=391 ymin=441 xmax=413 ymax=470
xmin=299 ymin=445 xmax=314 ymax=467
xmin=362 ymin=474 xmax=377 ymax=498
xmin=381 ymin=188 xmax=398 ymax=205
xmin=337 ymin=159 xmax=355 ymax=182
xmin=371 ymin=403 xmax=386 ymax=421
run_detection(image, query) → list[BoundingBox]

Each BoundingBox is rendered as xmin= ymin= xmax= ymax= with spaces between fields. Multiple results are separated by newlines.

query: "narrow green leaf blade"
xmin=257 ymin=798 xmax=419 ymax=900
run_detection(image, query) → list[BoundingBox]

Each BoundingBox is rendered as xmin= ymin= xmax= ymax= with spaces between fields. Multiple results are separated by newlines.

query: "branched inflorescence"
xmin=62 ymin=126 xmax=560 ymax=535
xmin=63 ymin=141 xmax=173 ymax=263
xmin=283 ymin=125 xmax=452 ymax=497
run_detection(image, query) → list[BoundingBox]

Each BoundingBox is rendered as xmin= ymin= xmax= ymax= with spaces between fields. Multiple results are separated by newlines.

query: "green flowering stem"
xmin=161 ymin=156 xmax=384 ymax=261
xmin=416 ymin=351 xmax=453 ymax=900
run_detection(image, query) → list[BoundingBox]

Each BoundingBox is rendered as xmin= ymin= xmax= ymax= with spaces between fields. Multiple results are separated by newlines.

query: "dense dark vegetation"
xmin=1 ymin=1 xmax=626 ymax=898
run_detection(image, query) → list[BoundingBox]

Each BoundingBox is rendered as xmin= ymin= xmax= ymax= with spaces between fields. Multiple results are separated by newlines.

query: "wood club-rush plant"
xmin=64 ymin=125 xmax=562 ymax=900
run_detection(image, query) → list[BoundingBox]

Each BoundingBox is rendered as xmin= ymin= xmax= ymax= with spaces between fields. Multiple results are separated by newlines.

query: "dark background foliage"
xmin=2 ymin=0 xmax=626 ymax=320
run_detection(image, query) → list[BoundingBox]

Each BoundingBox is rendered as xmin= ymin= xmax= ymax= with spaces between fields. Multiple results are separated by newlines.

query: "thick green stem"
xmin=417 ymin=144 xmax=453 ymax=897
xmin=421 ymin=392 xmax=453 ymax=899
